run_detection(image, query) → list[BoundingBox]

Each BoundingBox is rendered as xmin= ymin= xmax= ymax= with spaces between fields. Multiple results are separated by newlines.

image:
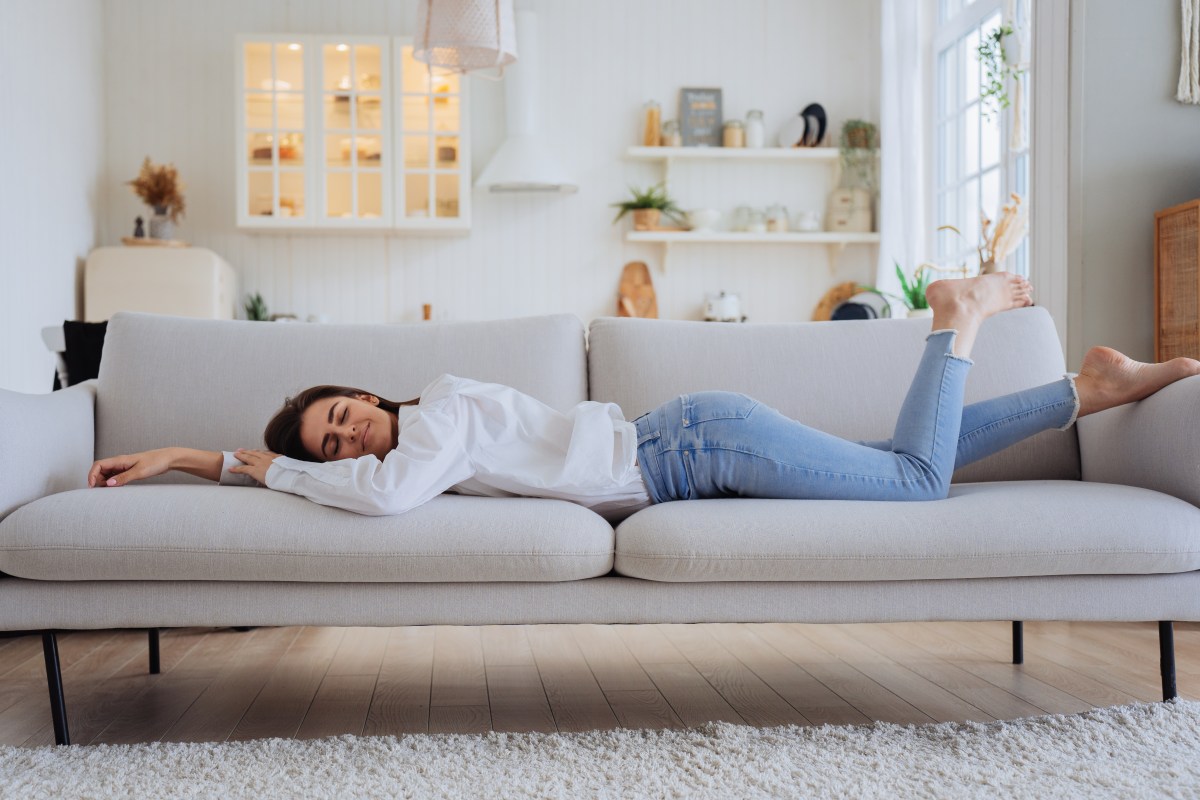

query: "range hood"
xmin=475 ymin=10 xmax=578 ymax=193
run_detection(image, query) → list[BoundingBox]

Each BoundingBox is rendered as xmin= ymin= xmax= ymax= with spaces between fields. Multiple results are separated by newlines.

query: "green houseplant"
xmin=977 ymin=24 xmax=1025 ymax=119
xmin=858 ymin=262 xmax=934 ymax=317
xmin=611 ymin=183 xmax=684 ymax=230
xmin=244 ymin=292 xmax=269 ymax=321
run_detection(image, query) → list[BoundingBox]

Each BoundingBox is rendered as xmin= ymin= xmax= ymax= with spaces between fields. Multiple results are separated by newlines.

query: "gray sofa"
xmin=2 ymin=308 xmax=1198 ymax=745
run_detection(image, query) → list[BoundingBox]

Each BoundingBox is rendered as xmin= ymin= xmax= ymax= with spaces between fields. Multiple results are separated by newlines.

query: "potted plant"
xmin=611 ymin=183 xmax=684 ymax=231
xmin=859 ymin=262 xmax=934 ymax=318
xmin=127 ymin=157 xmax=186 ymax=240
xmin=977 ymin=24 xmax=1025 ymax=120
xmin=838 ymin=119 xmax=878 ymax=192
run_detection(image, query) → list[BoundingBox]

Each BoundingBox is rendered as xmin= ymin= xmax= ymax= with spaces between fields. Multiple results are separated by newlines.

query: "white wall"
xmin=0 ymin=0 xmax=105 ymax=393
xmin=100 ymin=0 xmax=880 ymax=327
xmin=1068 ymin=0 xmax=1200 ymax=365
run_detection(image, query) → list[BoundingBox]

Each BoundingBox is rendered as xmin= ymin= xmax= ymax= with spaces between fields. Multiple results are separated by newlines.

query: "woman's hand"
xmin=88 ymin=448 xmax=176 ymax=487
xmin=229 ymin=449 xmax=280 ymax=485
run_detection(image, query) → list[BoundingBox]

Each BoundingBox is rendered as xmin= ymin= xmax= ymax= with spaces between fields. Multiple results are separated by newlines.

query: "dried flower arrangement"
xmin=977 ymin=192 xmax=1028 ymax=272
xmin=127 ymin=157 xmax=186 ymax=222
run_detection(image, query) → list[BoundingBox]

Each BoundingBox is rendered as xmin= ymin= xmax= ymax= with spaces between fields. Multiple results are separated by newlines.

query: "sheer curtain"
xmin=876 ymin=0 xmax=931 ymax=313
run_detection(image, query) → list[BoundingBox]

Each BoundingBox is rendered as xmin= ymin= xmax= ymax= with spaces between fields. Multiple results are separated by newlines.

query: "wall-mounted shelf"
xmin=626 ymin=230 xmax=880 ymax=272
xmin=623 ymin=145 xmax=879 ymax=272
xmin=626 ymin=146 xmax=840 ymax=162
xmin=626 ymin=231 xmax=879 ymax=244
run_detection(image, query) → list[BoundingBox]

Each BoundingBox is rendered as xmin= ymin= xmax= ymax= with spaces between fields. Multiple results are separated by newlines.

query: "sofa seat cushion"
xmin=0 ymin=487 xmax=615 ymax=582
xmin=614 ymin=481 xmax=1200 ymax=582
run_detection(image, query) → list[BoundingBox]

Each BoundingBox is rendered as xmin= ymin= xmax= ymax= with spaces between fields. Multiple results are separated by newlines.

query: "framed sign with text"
xmin=678 ymin=87 xmax=723 ymax=147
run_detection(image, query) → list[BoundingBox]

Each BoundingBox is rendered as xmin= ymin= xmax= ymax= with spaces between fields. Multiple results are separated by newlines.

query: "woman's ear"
xmin=357 ymin=393 xmax=380 ymax=405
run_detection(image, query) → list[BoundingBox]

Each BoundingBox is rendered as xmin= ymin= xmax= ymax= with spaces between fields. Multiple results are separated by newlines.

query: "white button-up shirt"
xmin=221 ymin=374 xmax=652 ymax=522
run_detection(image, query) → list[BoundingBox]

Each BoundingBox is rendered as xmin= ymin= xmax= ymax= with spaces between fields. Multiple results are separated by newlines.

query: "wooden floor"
xmin=0 ymin=621 xmax=1195 ymax=747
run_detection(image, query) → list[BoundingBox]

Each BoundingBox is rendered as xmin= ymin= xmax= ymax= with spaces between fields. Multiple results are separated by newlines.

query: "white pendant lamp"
xmin=413 ymin=0 xmax=518 ymax=74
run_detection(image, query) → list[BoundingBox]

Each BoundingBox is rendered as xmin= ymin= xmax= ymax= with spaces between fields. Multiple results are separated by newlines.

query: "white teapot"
xmin=704 ymin=291 xmax=745 ymax=322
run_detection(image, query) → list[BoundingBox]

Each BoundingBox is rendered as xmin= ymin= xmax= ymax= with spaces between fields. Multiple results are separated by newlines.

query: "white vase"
xmin=148 ymin=206 xmax=174 ymax=240
xmin=907 ymin=307 xmax=934 ymax=319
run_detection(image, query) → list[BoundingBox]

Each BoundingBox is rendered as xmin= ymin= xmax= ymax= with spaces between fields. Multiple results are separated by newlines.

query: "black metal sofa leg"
xmin=148 ymin=628 xmax=161 ymax=675
xmin=41 ymin=633 xmax=70 ymax=746
xmin=1012 ymin=621 xmax=1024 ymax=665
xmin=1160 ymin=621 xmax=1178 ymax=702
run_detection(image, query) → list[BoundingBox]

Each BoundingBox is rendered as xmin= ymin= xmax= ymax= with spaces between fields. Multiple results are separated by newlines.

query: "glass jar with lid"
xmin=642 ymin=100 xmax=661 ymax=146
xmin=766 ymin=203 xmax=789 ymax=232
xmin=722 ymin=120 xmax=746 ymax=148
xmin=745 ymin=110 xmax=765 ymax=148
xmin=660 ymin=119 xmax=682 ymax=147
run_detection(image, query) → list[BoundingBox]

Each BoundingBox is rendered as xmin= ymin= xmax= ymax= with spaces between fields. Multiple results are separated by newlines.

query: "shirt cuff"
xmin=218 ymin=451 xmax=259 ymax=487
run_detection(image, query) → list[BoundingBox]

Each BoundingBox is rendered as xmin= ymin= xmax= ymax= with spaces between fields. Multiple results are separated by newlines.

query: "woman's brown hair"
xmin=264 ymin=385 xmax=418 ymax=462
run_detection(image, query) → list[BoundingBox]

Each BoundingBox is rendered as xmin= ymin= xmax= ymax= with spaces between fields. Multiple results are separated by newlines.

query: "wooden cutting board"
xmin=618 ymin=261 xmax=658 ymax=318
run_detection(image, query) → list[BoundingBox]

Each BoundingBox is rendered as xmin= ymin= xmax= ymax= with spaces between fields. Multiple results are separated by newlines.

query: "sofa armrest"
xmin=1078 ymin=375 xmax=1200 ymax=507
xmin=0 ymin=381 xmax=96 ymax=520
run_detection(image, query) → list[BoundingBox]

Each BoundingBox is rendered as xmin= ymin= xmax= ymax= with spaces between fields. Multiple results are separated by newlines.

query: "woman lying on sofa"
xmin=87 ymin=273 xmax=1200 ymax=520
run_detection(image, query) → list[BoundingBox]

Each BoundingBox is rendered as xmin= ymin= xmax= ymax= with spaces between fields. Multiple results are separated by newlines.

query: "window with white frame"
xmin=933 ymin=0 xmax=1029 ymax=276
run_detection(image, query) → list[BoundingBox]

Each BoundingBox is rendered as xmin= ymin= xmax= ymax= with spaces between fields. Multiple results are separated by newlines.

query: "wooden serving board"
xmin=121 ymin=237 xmax=190 ymax=247
xmin=618 ymin=261 xmax=658 ymax=318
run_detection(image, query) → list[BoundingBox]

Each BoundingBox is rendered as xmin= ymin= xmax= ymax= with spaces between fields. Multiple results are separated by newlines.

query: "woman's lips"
xmin=363 ymin=421 xmax=370 ymax=452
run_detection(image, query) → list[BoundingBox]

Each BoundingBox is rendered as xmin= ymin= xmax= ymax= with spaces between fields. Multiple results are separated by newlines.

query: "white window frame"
xmin=931 ymin=0 xmax=1029 ymax=277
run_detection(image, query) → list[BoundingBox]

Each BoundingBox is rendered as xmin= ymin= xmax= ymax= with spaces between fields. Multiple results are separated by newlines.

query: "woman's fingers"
xmin=88 ymin=457 xmax=132 ymax=487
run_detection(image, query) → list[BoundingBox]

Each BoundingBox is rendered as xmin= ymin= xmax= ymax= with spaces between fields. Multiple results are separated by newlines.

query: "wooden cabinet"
xmin=1155 ymin=199 xmax=1200 ymax=361
xmin=236 ymin=35 xmax=469 ymax=233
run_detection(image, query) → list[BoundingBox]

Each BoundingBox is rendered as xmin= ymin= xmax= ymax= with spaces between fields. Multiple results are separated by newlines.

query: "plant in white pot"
xmin=859 ymin=263 xmax=935 ymax=318
xmin=611 ymin=183 xmax=684 ymax=231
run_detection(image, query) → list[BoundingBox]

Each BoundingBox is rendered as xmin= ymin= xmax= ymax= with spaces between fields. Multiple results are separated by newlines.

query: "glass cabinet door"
xmin=237 ymin=35 xmax=467 ymax=231
xmin=396 ymin=43 xmax=469 ymax=229
xmin=319 ymin=39 xmax=390 ymax=225
xmin=241 ymin=40 xmax=307 ymax=221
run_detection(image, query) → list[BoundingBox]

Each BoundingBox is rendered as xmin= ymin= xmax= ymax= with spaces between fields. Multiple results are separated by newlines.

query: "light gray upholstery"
xmin=614 ymin=481 xmax=1200 ymax=582
xmin=0 ymin=380 xmax=95 ymax=522
xmin=2 ymin=573 xmax=1200 ymax=629
xmin=0 ymin=487 xmax=614 ymax=583
xmin=588 ymin=307 xmax=1080 ymax=483
xmin=95 ymin=312 xmax=588 ymax=482
xmin=1079 ymin=375 xmax=1200 ymax=509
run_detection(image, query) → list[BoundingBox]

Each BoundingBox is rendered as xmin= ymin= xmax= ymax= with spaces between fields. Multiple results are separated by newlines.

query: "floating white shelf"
xmin=626 ymin=230 xmax=880 ymax=273
xmin=625 ymin=146 xmax=840 ymax=162
xmin=626 ymin=231 xmax=879 ymax=245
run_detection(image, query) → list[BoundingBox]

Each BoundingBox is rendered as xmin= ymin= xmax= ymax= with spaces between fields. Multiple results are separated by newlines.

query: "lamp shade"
xmin=413 ymin=0 xmax=518 ymax=74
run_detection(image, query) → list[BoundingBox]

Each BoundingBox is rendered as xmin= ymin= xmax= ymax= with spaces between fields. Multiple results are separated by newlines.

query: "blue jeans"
xmin=633 ymin=329 xmax=1080 ymax=503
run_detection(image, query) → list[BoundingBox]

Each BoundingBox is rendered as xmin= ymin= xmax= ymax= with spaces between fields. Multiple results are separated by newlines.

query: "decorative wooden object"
xmin=812 ymin=281 xmax=861 ymax=321
xmin=121 ymin=237 xmax=189 ymax=247
xmin=617 ymin=261 xmax=658 ymax=319
xmin=1154 ymin=198 xmax=1200 ymax=361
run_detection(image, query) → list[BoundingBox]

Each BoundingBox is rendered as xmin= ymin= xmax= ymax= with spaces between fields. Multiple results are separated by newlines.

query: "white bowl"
xmin=687 ymin=209 xmax=721 ymax=231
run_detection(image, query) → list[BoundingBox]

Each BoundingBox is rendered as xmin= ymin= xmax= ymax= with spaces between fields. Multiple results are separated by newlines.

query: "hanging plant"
xmin=977 ymin=24 xmax=1025 ymax=120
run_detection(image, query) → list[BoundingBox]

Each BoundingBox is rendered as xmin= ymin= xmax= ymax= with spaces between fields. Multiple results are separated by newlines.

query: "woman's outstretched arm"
xmin=88 ymin=447 xmax=226 ymax=487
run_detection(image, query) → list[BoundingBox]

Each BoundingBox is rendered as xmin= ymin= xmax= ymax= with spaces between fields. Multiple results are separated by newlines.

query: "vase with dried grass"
xmin=127 ymin=157 xmax=186 ymax=241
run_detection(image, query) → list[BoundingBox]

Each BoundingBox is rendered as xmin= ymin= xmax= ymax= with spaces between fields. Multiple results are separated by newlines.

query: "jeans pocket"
xmin=681 ymin=391 xmax=760 ymax=427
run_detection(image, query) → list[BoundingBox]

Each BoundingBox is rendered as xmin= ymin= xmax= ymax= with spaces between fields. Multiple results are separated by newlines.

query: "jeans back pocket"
xmin=680 ymin=391 xmax=760 ymax=427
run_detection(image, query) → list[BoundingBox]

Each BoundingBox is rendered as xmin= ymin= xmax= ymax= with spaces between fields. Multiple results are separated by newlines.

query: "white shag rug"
xmin=3 ymin=701 xmax=1200 ymax=799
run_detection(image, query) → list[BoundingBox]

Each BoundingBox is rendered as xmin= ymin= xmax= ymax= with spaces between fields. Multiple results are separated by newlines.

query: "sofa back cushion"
xmin=588 ymin=306 xmax=1079 ymax=483
xmin=97 ymin=312 xmax=587 ymax=482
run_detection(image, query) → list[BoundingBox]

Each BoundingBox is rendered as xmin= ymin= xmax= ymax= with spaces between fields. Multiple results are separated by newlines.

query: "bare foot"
xmin=924 ymin=272 xmax=1033 ymax=358
xmin=1074 ymin=346 xmax=1200 ymax=416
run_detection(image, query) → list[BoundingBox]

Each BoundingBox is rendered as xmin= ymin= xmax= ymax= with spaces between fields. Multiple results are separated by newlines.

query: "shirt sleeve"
xmin=218 ymin=451 xmax=261 ymax=487
xmin=262 ymin=396 xmax=474 ymax=516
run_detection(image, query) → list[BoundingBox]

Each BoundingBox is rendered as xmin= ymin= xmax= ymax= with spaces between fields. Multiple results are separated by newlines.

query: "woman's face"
xmin=299 ymin=394 xmax=398 ymax=462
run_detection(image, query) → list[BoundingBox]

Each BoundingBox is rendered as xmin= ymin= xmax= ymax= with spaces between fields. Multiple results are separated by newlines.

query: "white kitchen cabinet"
xmin=235 ymin=35 xmax=469 ymax=233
